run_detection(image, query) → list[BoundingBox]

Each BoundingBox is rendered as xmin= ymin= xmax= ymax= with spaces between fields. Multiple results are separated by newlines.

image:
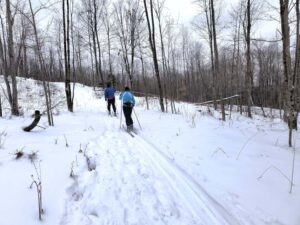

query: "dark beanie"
xmin=124 ymin=86 xmax=130 ymax=91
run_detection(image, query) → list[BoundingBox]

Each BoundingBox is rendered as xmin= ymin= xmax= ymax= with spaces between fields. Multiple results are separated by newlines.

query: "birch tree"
xmin=279 ymin=0 xmax=298 ymax=146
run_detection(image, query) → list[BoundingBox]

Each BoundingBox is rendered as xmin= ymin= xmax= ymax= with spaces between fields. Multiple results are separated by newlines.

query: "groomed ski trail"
xmin=60 ymin=117 xmax=241 ymax=225
xmin=129 ymin=132 xmax=241 ymax=225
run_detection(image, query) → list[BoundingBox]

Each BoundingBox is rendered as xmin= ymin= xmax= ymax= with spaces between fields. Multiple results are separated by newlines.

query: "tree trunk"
xmin=0 ymin=96 xmax=2 ymax=117
xmin=245 ymin=0 xmax=252 ymax=118
xmin=93 ymin=0 xmax=104 ymax=87
xmin=104 ymin=9 xmax=113 ymax=80
xmin=279 ymin=0 xmax=297 ymax=147
xmin=158 ymin=15 xmax=168 ymax=112
xmin=210 ymin=0 xmax=225 ymax=121
xmin=63 ymin=0 xmax=73 ymax=112
xmin=143 ymin=0 xmax=165 ymax=112
xmin=204 ymin=0 xmax=216 ymax=110
xmin=293 ymin=0 xmax=300 ymax=131
xmin=6 ymin=0 xmax=19 ymax=116
xmin=28 ymin=0 xmax=53 ymax=126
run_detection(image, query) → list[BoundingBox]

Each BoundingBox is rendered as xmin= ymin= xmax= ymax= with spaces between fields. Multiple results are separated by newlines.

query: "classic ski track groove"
xmin=129 ymin=132 xmax=241 ymax=225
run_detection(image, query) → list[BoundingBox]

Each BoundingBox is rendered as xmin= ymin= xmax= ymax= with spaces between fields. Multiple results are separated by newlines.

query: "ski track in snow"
xmin=131 ymin=133 xmax=242 ymax=225
xmin=60 ymin=115 xmax=242 ymax=225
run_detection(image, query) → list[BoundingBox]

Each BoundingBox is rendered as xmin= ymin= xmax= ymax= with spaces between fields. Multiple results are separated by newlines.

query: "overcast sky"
xmin=164 ymin=0 xmax=199 ymax=23
xmin=164 ymin=0 xmax=280 ymax=40
xmin=30 ymin=0 xmax=281 ymax=42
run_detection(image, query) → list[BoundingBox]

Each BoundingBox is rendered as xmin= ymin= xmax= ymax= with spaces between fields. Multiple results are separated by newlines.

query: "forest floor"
xmin=0 ymin=77 xmax=299 ymax=225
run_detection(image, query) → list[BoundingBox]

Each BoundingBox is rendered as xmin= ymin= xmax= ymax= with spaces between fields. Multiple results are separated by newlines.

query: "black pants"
xmin=123 ymin=106 xmax=133 ymax=126
xmin=107 ymin=98 xmax=116 ymax=113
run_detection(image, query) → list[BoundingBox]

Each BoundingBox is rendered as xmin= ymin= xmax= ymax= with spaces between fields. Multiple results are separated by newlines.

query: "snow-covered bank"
xmin=0 ymin=77 xmax=299 ymax=225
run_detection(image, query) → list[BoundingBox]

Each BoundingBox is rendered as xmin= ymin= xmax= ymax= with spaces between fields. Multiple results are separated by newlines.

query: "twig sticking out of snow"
xmin=236 ymin=132 xmax=259 ymax=160
xmin=64 ymin=134 xmax=69 ymax=148
xmin=14 ymin=147 xmax=25 ymax=159
xmin=70 ymin=161 xmax=75 ymax=178
xmin=28 ymin=151 xmax=39 ymax=163
xmin=257 ymin=165 xmax=293 ymax=186
xmin=0 ymin=130 xmax=7 ymax=149
xmin=29 ymin=161 xmax=43 ymax=221
xmin=79 ymin=143 xmax=89 ymax=154
xmin=191 ymin=113 xmax=196 ymax=128
xmin=211 ymin=147 xmax=229 ymax=158
xmin=82 ymin=144 xmax=95 ymax=171
xmin=84 ymin=155 xmax=96 ymax=171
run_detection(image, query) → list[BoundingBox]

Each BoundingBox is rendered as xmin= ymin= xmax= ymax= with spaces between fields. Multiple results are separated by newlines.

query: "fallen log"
xmin=195 ymin=95 xmax=240 ymax=106
xmin=23 ymin=110 xmax=42 ymax=132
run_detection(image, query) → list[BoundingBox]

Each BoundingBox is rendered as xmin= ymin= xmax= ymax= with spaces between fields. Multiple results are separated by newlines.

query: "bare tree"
xmin=63 ymin=0 xmax=74 ymax=112
xmin=113 ymin=0 xmax=142 ymax=89
xmin=193 ymin=0 xmax=225 ymax=120
xmin=92 ymin=0 xmax=104 ymax=87
xmin=244 ymin=0 xmax=253 ymax=118
xmin=279 ymin=0 xmax=298 ymax=146
xmin=0 ymin=11 xmax=8 ymax=80
xmin=102 ymin=0 xmax=113 ymax=82
xmin=210 ymin=0 xmax=225 ymax=121
xmin=294 ymin=0 xmax=300 ymax=130
xmin=5 ymin=0 xmax=19 ymax=115
xmin=193 ymin=0 xmax=217 ymax=109
xmin=143 ymin=0 xmax=165 ymax=112
xmin=154 ymin=0 xmax=169 ymax=112
xmin=27 ymin=0 xmax=54 ymax=125
xmin=229 ymin=1 xmax=243 ymax=114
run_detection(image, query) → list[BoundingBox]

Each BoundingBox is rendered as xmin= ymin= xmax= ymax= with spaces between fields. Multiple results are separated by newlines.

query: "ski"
xmin=122 ymin=125 xmax=135 ymax=137
xmin=107 ymin=112 xmax=117 ymax=118
xmin=130 ymin=127 xmax=138 ymax=135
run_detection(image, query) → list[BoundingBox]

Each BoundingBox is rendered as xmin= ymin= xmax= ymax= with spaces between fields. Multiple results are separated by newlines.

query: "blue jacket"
xmin=120 ymin=91 xmax=135 ymax=106
xmin=104 ymin=87 xmax=116 ymax=100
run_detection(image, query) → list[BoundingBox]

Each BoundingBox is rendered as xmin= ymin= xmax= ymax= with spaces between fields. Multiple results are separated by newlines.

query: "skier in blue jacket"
xmin=104 ymin=82 xmax=117 ymax=116
xmin=120 ymin=86 xmax=135 ymax=131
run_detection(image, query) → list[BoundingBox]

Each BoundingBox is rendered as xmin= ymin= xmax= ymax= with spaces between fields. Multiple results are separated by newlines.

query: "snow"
xmin=0 ymin=77 xmax=300 ymax=225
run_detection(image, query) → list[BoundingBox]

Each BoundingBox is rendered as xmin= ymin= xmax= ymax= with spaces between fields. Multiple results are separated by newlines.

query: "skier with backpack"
xmin=104 ymin=82 xmax=117 ymax=116
xmin=120 ymin=86 xmax=135 ymax=131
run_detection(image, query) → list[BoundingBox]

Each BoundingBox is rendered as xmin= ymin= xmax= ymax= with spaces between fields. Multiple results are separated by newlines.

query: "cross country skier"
xmin=104 ymin=82 xmax=117 ymax=116
xmin=120 ymin=86 xmax=135 ymax=131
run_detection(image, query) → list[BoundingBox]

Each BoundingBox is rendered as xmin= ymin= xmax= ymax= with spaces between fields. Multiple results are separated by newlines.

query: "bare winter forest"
xmin=0 ymin=0 xmax=299 ymax=146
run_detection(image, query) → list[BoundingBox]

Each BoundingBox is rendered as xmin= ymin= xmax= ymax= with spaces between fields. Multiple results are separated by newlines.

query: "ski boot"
xmin=127 ymin=124 xmax=134 ymax=132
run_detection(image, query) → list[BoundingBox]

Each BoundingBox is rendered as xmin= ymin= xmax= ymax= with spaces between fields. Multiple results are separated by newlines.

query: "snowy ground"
xmin=0 ymin=77 xmax=299 ymax=225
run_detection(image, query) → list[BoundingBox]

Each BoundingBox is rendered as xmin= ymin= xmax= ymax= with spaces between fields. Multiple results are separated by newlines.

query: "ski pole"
xmin=106 ymin=100 xmax=109 ymax=114
xmin=133 ymin=108 xmax=142 ymax=130
xmin=120 ymin=100 xmax=123 ymax=128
